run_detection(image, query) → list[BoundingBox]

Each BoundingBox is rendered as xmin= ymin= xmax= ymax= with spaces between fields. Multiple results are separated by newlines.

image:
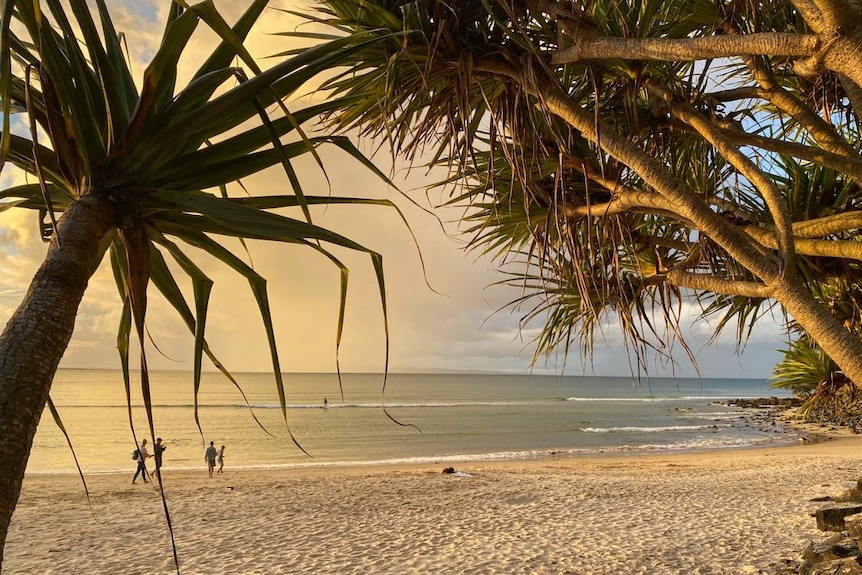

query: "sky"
xmin=0 ymin=1 xmax=789 ymax=379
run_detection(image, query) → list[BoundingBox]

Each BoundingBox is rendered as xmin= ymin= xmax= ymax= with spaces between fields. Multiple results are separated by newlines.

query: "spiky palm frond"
xmin=1 ymin=0 xmax=403 ymax=496
xmin=1 ymin=0 xmax=413 ymax=567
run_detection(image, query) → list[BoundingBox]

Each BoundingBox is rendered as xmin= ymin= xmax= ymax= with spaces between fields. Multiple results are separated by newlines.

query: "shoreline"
xmin=18 ymin=425 xmax=860 ymax=479
xmin=22 ymin=399 xmax=812 ymax=478
xmin=20 ymin=436 xmax=808 ymax=478
xmin=7 ymin=432 xmax=862 ymax=574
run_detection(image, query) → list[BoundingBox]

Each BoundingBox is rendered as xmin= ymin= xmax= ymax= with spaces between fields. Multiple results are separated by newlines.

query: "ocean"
xmin=27 ymin=370 xmax=796 ymax=475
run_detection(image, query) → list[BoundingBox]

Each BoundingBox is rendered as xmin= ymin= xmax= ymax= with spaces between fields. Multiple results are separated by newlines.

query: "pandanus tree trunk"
xmin=0 ymin=194 xmax=116 ymax=565
xmin=771 ymin=279 xmax=862 ymax=384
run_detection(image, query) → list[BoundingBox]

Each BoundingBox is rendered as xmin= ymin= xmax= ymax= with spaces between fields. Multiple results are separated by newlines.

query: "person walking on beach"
xmin=153 ymin=437 xmax=167 ymax=481
xmin=205 ymin=441 xmax=217 ymax=478
xmin=216 ymin=445 xmax=225 ymax=474
xmin=132 ymin=438 xmax=151 ymax=484
xmin=323 ymin=397 xmax=328 ymax=409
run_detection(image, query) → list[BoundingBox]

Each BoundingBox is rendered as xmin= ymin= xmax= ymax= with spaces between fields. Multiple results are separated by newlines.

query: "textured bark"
xmin=715 ymin=128 xmax=862 ymax=183
xmin=823 ymin=37 xmax=862 ymax=90
xmin=551 ymin=85 xmax=862 ymax=386
xmin=774 ymin=278 xmax=862 ymax=388
xmin=551 ymin=33 xmax=819 ymax=64
xmin=0 ymin=195 xmax=116 ymax=566
xmin=744 ymin=228 xmax=862 ymax=261
xmin=666 ymin=270 xmax=772 ymax=298
xmin=563 ymin=190 xmax=676 ymax=218
xmin=741 ymin=54 xmax=857 ymax=156
xmin=789 ymin=0 xmax=826 ymax=31
xmin=792 ymin=212 xmax=862 ymax=238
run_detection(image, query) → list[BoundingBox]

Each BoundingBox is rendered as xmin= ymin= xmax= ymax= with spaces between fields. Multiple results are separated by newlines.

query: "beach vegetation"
xmin=0 ymin=0 xmax=400 ymax=567
xmin=304 ymin=0 xmax=862 ymax=386
xmin=772 ymin=336 xmax=838 ymax=396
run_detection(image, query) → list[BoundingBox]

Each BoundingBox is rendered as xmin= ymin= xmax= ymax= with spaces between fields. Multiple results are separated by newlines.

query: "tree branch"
xmin=649 ymin=83 xmax=797 ymax=271
xmin=744 ymin=226 xmax=862 ymax=260
xmin=791 ymin=211 xmax=862 ymax=237
xmin=665 ymin=269 xmax=772 ymax=298
xmin=562 ymin=189 xmax=678 ymax=218
xmin=820 ymin=37 xmax=862 ymax=89
xmin=551 ymin=33 xmax=819 ymax=64
xmin=714 ymin=126 xmax=862 ymax=185
xmin=474 ymin=59 xmax=781 ymax=282
xmin=746 ymin=57 xmax=856 ymax=156
xmin=811 ymin=0 xmax=862 ymax=32
xmin=706 ymin=86 xmax=760 ymax=102
xmin=789 ymin=0 xmax=827 ymax=32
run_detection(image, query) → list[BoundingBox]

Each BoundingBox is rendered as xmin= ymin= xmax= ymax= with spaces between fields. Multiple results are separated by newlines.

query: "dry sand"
xmin=5 ymin=434 xmax=862 ymax=575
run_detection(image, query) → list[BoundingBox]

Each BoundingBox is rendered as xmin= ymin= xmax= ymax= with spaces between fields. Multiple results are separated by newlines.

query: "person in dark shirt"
xmin=205 ymin=441 xmax=217 ymax=478
xmin=153 ymin=437 xmax=167 ymax=481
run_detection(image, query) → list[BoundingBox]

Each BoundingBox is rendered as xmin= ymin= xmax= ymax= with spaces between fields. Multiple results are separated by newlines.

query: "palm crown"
xmin=0 ymin=0 xmax=398 ymax=448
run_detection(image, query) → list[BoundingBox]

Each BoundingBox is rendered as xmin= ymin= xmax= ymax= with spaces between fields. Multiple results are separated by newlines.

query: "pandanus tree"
xmin=0 ymin=0 xmax=399 ymax=564
xmin=307 ymin=0 xmax=862 ymax=380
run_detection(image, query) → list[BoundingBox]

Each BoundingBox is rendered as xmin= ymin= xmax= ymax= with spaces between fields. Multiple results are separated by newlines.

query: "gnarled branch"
xmin=666 ymin=269 xmax=772 ymax=298
xmin=551 ymin=33 xmax=819 ymax=64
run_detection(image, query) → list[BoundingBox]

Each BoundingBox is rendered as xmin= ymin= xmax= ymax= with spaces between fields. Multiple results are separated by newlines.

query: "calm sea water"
xmin=27 ymin=370 xmax=795 ymax=475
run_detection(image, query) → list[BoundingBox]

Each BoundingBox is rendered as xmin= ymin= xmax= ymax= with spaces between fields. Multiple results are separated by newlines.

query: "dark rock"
xmin=838 ymin=488 xmax=862 ymax=503
xmin=807 ymin=556 xmax=862 ymax=574
xmin=815 ymin=503 xmax=862 ymax=531
xmin=811 ymin=496 xmax=834 ymax=502
xmin=725 ymin=397 xmax=803 ymax=409
xmin=442 ymin=467 xmax=455 ymax=474
xmin=803 ymin=538 xmax=859 ymax=563
xmin=846 ymin=513 xmax=862 ymax=539
xmin=771 ymin=558 xmax=801 ymax=574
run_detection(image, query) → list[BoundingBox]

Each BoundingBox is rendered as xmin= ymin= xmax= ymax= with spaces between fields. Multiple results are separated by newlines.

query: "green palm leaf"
xmin=0 ymin=1 xmax=412 ymax=567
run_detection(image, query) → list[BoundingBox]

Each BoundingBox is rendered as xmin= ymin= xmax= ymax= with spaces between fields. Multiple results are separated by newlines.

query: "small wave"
xmin=240 ymin=401 xmax=524 ymax=410
xmin=24 ymin=434 xmax=794 ymax=476
xmin=580 ymin=424 xmax=731 ymax=433
xmin=678 ymin=412 xmax=745 ymax=420
xmin=560 ymin=435 xmax=790 ymax=454
xmin=566 ymin=395 xmax=768 ymax=403
xmin=46 ymin=401 xmax=528 ymax=410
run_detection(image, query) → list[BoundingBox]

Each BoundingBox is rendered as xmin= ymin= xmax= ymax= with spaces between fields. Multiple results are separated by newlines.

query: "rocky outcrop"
xmin=806 ymin=557 xmax=862 ymax=574
xmin=727 ymin=397 xmax=804 ymax=409
xmin=781 ymin=480 xmax=862 ymax=574
xmin=728 ymin=393 xmax=862 ymax=434
xmin=802 ymin=537 xmax=859 ymax=563
xmin=802 ymin=396 xmax=862 ymax=434
xmin=814 ymin=503 xmax=862 ymax=532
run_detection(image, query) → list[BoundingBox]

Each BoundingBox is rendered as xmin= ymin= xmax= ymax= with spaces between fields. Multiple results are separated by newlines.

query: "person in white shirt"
xmin=132 ymin=438 xmax=151 ymax=484
xmin=216 ymin=445 xmax=225 ymax=474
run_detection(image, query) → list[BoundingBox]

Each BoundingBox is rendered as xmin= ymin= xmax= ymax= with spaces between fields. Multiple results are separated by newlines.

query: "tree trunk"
xmin=0 ymin=195 xmax=116 ymax=566
xmin=772 ymin=278 xmax=862 ymax=387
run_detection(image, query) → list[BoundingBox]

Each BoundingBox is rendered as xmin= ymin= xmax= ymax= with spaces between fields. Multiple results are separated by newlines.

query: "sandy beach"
xmin=5 ymin=434 xmax=862 ymax=575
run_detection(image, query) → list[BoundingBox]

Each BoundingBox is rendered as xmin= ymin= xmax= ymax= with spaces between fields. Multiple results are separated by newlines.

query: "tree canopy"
xmin=304 ymin=0 xmax=862 ymax=384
